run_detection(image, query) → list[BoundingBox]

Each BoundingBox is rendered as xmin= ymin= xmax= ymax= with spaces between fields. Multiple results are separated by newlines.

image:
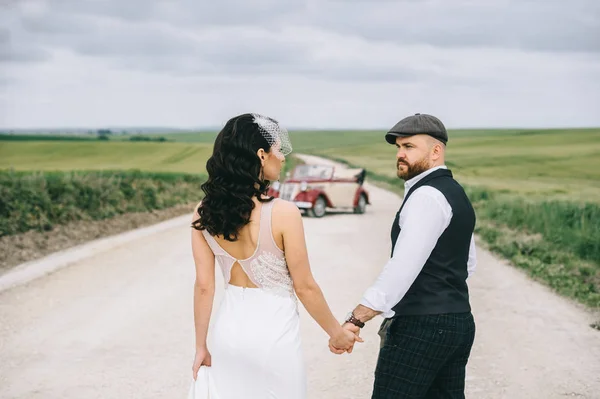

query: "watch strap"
xmin=346 ymin=313 xmax=365 ymax=328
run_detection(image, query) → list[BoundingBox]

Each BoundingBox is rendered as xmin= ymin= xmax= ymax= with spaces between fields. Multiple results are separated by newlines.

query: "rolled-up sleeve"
xmin=360 ymin=187 xmax=452 ymax=318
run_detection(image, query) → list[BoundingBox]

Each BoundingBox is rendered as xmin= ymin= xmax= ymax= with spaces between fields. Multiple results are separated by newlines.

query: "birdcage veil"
xmin=251 ymin=113 xmax=292 ymax=157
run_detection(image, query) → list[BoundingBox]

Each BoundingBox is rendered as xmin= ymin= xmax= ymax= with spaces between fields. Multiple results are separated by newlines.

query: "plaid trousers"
xmin=371 ymin=312 xmax=476 ymax=399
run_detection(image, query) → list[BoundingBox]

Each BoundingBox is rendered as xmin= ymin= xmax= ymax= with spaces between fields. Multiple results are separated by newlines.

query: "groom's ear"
xmin=430 ymin=141 xmax=443 ymax=160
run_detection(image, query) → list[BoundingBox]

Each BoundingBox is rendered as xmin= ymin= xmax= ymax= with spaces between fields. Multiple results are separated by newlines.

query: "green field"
xmin=82 ymin=128 xmax=598 ymax=201
xmin=1 ymin=128 xmax=599 ymax=308
xmin=287 ymin=128 xmax=600 ymax=202
xmin=2 ymin=128 xmax=598 ymax=201
xmin=0 ymin=141 xmax=211 ymax=174
xmin=0 ymin=135 xmax=298 ymax=176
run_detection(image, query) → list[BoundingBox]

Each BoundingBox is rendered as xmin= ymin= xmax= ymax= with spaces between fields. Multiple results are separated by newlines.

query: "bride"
xmin=188 ymin=113 xmax=361 ymax=398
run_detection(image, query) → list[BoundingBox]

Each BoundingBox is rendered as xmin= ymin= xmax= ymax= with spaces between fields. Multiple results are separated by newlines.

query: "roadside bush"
xmin=0 ymin=170 xmax=205 ymax=237
xmin=465 ymin=187 xmax=600 ymax=265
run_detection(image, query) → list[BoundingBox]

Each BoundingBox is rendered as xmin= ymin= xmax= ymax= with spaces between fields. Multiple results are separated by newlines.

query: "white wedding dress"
xmin=188 ymin=199 xmax=306 ymax=399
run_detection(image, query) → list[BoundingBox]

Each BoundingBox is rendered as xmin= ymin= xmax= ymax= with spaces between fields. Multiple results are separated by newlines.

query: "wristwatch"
xmin=344 ymin=312 xmax=365 ymax=328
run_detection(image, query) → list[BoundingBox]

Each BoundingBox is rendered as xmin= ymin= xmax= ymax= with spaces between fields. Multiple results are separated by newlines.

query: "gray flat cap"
xmin=385 ymin=113 xmax=448 ymax=145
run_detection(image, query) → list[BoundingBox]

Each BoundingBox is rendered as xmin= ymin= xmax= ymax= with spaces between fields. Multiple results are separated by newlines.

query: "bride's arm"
xmin=191 ymin=208 xmax=216 ymax=351
xmin=277 ymin=201 xmax=361 ymax=351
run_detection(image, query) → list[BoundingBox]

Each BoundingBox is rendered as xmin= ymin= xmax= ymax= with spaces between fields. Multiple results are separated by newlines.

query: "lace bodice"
xmin=201 ymin=199 xmax=294 ymax=298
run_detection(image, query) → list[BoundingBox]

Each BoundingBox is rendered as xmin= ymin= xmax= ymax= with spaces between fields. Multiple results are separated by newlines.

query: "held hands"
xmin=329 ymin=323 xmax=363 ymax=355
xmin=192 ymin=346 xmax=212 ymax=380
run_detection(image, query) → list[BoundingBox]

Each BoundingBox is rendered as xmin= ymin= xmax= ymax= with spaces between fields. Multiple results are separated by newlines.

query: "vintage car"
xmin=268 ymin=164 xmax=370 ymax=217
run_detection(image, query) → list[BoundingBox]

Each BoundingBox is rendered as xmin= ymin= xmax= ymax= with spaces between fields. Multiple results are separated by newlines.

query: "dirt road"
xmin=0 ymin=155 xmax=598 ymax=399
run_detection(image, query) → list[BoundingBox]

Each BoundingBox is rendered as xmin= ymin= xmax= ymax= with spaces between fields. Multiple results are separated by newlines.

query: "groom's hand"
xmin=342 ymin=323 xmax=362 ymax=353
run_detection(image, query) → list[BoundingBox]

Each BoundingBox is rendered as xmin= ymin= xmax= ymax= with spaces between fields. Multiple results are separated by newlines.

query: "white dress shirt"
xmin=360 ymin=165 xmax=477 ymax=319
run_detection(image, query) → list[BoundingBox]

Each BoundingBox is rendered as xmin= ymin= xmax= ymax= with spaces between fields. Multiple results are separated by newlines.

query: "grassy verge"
xmin=468 ymin=189 xmax=599 ymax=309
xmin=0 ymin=170 xmax=206 ymax=237
xmin=0 ymin=202 xmax=197 ymax=272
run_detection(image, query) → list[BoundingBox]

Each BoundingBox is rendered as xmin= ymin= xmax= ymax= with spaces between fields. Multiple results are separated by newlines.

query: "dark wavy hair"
xmin=191 ymin=113 xmax=276 ymax=241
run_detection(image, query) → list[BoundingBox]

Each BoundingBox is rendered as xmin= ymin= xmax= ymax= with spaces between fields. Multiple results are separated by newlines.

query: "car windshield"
xmin=292 ymin=165 xmax=334 ymax=180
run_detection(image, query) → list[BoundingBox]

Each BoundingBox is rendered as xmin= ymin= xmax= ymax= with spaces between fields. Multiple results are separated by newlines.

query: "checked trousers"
xmin=371 ymin=312 xmax=476 ymax=399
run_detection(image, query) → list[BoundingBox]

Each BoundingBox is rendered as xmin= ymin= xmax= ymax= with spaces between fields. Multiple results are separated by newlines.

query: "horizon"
xmin=1 ymin=125 xmax=600 ymax=133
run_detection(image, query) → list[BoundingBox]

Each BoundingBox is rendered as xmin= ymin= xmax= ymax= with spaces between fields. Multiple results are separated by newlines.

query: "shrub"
xmin=0 ymin=170 xmax=206 ymax=237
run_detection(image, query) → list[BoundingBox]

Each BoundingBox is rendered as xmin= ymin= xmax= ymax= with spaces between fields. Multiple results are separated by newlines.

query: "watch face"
xmin=345 ymin=312 xmax=353 ymax=321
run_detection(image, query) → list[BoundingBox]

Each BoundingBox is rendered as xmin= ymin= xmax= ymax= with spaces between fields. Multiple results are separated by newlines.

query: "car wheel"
xmin=354 ymin=194 xmax=367 ymax=214
xmin=309 ymin=196 xmax=327 ymax=218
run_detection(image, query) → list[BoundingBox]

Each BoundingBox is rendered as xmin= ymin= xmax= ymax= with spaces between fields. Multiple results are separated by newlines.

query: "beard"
xmin=397 ymin=157 xmax=431 ymax=181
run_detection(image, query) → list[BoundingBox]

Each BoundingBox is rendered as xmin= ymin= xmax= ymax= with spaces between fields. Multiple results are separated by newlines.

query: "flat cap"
xmin=385 ymin=113 xmax=448 ymax=145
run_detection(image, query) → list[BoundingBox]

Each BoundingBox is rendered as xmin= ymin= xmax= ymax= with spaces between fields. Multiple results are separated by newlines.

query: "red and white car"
xmin=269 ymin=164 xmax=370 ymax=217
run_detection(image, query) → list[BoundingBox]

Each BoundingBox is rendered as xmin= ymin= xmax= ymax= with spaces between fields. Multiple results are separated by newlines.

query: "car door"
xmin=325 ymin=180 xmax=357 ymax=208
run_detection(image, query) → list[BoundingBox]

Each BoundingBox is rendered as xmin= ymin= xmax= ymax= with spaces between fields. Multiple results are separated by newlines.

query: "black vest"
xmin=390 ymin=168 xmax=475 ymax=316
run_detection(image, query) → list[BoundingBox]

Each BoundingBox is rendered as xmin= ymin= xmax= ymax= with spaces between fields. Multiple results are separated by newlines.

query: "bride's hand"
xmin=329 ymin=326 xmax=363 ymax=354
xmin=192 ymin=347 xmax=212 ymax=380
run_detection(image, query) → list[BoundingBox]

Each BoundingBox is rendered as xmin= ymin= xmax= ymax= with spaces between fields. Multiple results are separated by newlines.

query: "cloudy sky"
xmin=1 ymin=0 xmax=599 ymax=129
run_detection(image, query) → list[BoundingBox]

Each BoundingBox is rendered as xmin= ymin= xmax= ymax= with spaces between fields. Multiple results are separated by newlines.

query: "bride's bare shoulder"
xmin=271 ymin=198 xmax=302 ymax=222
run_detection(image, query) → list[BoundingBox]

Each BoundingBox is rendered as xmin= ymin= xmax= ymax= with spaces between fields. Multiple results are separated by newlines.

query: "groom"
xmin=335 ymin=113 xmax=477 ymax=399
